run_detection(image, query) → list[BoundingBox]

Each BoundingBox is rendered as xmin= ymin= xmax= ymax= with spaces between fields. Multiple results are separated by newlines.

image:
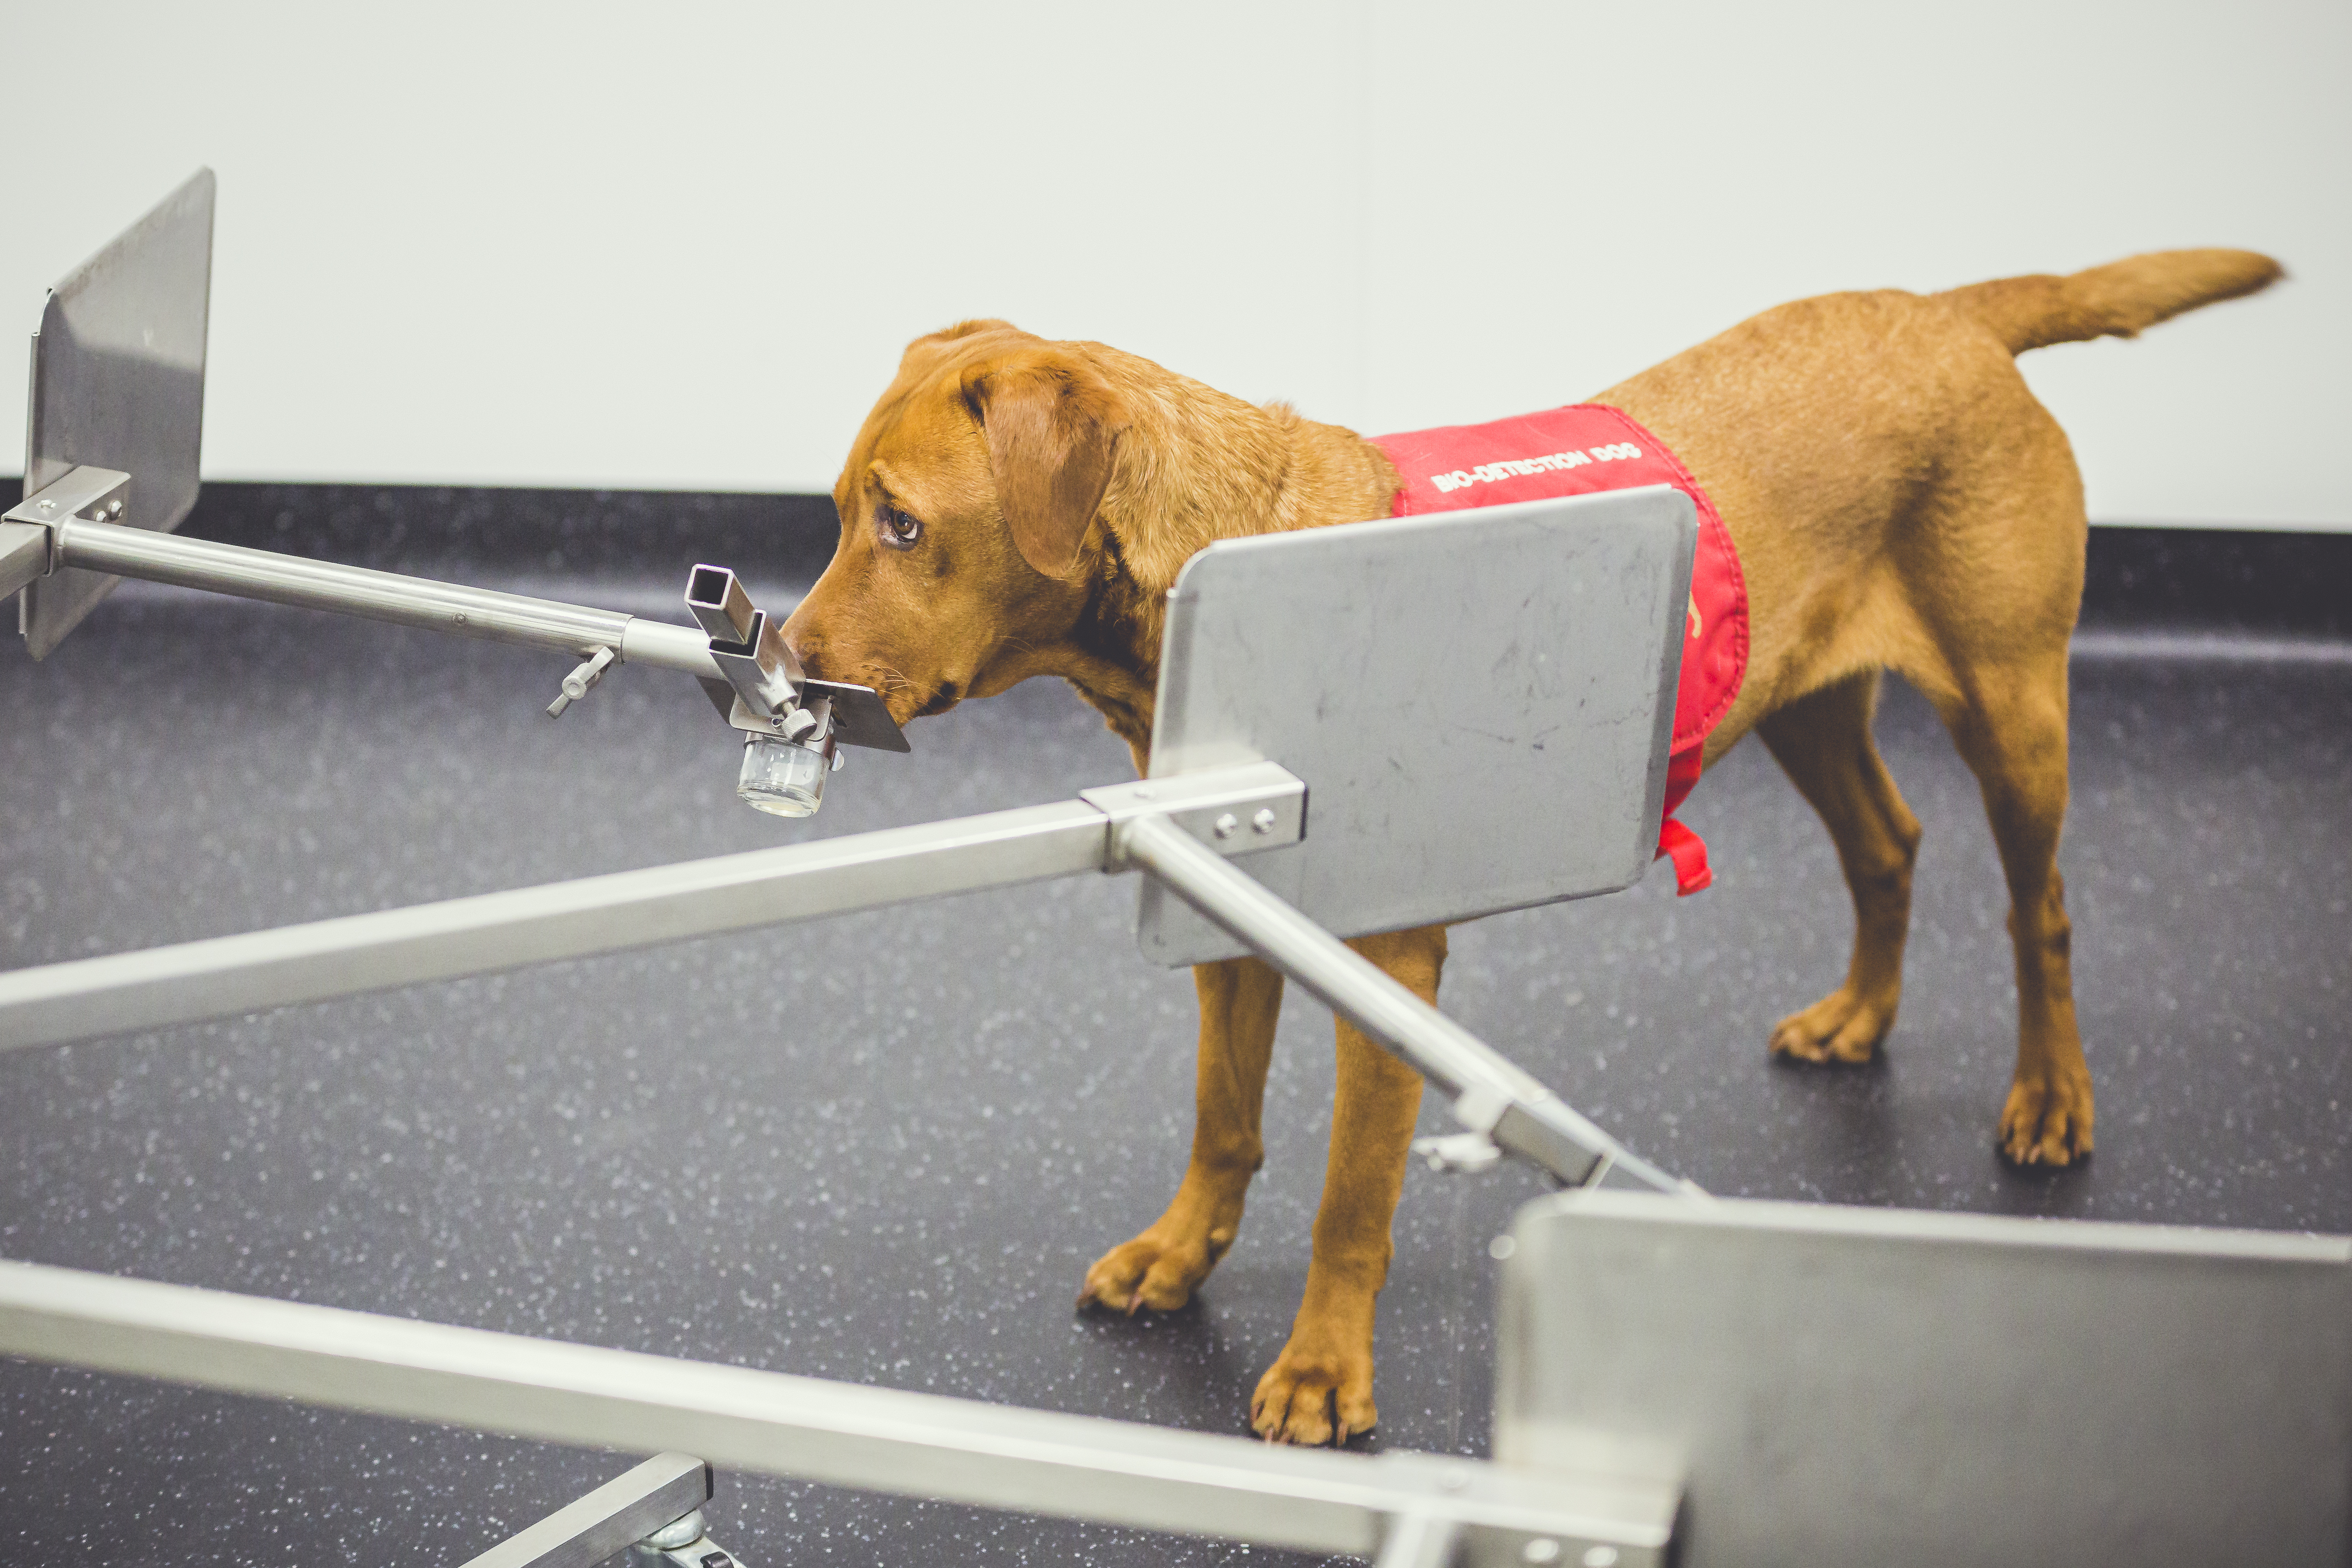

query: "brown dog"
xmin=781 ymin=249 xmax=2281 ymax=1444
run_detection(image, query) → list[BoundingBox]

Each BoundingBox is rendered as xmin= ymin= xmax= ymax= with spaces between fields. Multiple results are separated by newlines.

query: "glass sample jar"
xmin=738 ymin=731 xmax=832 ymax=817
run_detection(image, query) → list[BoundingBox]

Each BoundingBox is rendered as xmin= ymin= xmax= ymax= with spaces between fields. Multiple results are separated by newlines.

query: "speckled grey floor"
xmin=0 ymin=506 xmax=2346 ymax=1564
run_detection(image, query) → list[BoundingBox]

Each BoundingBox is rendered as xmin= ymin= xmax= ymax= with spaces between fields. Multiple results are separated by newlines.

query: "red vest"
xmin=1370 ymin=405 xmax=1747 ymax=895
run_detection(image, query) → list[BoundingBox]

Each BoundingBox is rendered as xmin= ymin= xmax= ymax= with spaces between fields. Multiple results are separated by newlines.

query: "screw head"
xmin=1581 ymin=1548 xmax=1619 ymax=1568
xmin=1521 ymin=1539 xmax=1561 ymax=1564
xmin=1251 ymin=807 xmax=1278 ymax=834
xmin=35 ymin=498 xmax=54 ymax=510
xmin=1212 ymin=812 xmax=1239 ymax=839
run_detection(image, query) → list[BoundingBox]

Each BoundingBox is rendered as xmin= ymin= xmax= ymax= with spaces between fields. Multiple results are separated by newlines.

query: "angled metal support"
xmin=458 ymin=1452 xmax=713 ymax=1568
xmin=0 ymin=759 xmax=1672 ymax=1191
xmin=1115 ymin=813 xmax=1682 ymax=1193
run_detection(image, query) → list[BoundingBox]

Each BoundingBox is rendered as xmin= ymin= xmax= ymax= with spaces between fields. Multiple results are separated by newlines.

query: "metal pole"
xmin=0 ymin=521 xmax=47 ymax=601
xmin=0 ymin=801 xmax=1112 ymax=1051
xmin=48 ymin=517 xmax=722 ymax=678
xmin=459 ymin=1452 xmax=709 ymax=1568
xmin=0 ymin=1258 xmax=1678 ymax=1564
xmin=1116 ymin=813 xmax=1685 ymax=1194
xmin=0 ymin=764 xmax=1306 ymax=1053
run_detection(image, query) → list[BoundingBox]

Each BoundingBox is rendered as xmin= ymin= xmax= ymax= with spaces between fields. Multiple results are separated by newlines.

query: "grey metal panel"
xmin=1140 ymin=486 xmax=1695 ymax=965
xmin=1494 ymin=1191 xmax=2352 ymax=1568
xmin=21 ymin=169 xmax=213 ymax=657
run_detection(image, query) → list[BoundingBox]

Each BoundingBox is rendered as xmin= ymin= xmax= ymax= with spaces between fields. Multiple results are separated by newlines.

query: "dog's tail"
xmin=1938 ymin=249 xmax=2283 ymax=356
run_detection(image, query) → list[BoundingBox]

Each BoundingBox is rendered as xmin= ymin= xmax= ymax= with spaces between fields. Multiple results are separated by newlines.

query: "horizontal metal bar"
xmin=0 ymin=521 xmax=47 ymax=600
xmin=0 ymin=801 xmax=1112 ymax=1051
xmin=0 ymin=1258 xmax=1677 ymax=1562
xmin=48 ymin=516 xmax=695 ymax=668
xmin=1117 ymin=813 xmax=1683 ymax=1193
xmin=461 ymin=1452 xmax=709 ymax=1568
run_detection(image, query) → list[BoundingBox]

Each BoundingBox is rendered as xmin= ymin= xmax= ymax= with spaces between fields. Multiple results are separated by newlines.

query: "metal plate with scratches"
xmin=1138 ymin=486 xmax=1696 ymax=966
xmin=1495 ymin=1191 xmax=2352 ymax=1567
xmin=19 ymin=169 xmax=214 ymax=658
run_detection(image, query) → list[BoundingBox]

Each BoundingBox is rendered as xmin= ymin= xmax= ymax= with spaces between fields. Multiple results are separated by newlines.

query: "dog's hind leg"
xmin=1251 ymin=924 xmax=1444 ymax=1446
xmin=1760 ymin=670 xmax=1924 ymax=1064
xmin=1936 ymin=656 xmax=2094 ymax=1165
xmin=1078 ymin=956 xmax=1285 ymax=1314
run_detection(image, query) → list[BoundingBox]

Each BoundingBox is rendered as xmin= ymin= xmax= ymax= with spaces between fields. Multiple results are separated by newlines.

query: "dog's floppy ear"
xmin=960 ymin=349 xmax=1126 ymax=579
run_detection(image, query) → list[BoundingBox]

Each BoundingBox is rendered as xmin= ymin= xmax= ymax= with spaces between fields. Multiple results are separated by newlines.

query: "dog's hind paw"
xmin=1768 ymin=984 xmax=1896 ymax=1065
xmin=1998 ymin=1067 xmax=2094 ymax=1167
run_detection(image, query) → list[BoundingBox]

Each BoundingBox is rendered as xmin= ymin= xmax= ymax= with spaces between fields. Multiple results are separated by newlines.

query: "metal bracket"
xmin=686 ymin=565 xmax=801 ymax=720
xmin=685 ymin=563 xmax=909 ymax=754
xmin=629 ymin=1506 xmax=745 ymax=1568
xmin=1413 ymin=1131 xmax=1503 ymax=1176
xmin=3 ymin=465 xmax=132 ymax=530
xmin=1083 ymin=763 xmax=1306 ymax=866
xmin=3 ymin=467 xmax=131 ymax=599
xmin=4 ymin=465 xmax=132 ymax=602
xmin=455 ymin=1450 xmax=715 ymax=1568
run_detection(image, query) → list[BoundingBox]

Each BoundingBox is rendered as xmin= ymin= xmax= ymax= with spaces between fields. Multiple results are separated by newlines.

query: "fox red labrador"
xmin=781 ymin=249 xmax=2281 ymax=1443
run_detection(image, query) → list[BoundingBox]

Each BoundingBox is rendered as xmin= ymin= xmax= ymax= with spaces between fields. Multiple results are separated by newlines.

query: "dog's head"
xmin=782 ymin=320 xmax=1130 ymax=727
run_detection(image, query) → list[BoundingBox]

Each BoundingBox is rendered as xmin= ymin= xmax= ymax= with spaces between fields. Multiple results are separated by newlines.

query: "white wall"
xmin=6 ymin=0 xmax=2346 ymax=527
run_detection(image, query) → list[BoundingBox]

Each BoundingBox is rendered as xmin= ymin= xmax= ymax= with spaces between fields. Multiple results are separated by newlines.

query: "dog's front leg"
xmin=1251 ymin=924 xmax=1445 ymax=1446
xmin=1078 ymin=956 xmax=1285 ymax=1314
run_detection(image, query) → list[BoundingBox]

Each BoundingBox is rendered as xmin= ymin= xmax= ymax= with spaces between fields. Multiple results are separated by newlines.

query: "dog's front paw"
xmin=1998 ymin=1065 xmax=2093 ymax=1167
xmin=1768 ymin=984 xmax=1896 ymax=1065
xmin=1250 ymin=1325 xmax=1377 ymax=1447
xmin=1077 ymin=1224 xmax=1231 ymax=1315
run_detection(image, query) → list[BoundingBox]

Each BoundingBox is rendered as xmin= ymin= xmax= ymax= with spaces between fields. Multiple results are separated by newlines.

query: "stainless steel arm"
xmin=0 ymin=1258 xmax=1676 ymax=1566
xmin=0 ymin=801 xmax=1112 ymax=1051
xmin=0 ymin=522 xmax=47 ymax=600
xmin=1115 ymin=813 xmax=1683 ymax=1193
xmin=0 ymin=765 xmax=1307 ymax=1053
xmin=48 ymin=515 xmax=723 ymax=677
xmin=459 ymin=1452 xmax=710 ymax=1568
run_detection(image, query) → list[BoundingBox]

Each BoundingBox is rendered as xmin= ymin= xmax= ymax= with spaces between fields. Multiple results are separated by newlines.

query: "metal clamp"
xmin=546 ymin=644 xmax=617 ymax=718
xmin=1412 ymin=1132 xmax=1503 ymax=1176
xmin=1082 ymin=763 xmax=1307 ymax=865
xmin=3 ymin=466 xmax=131 ymax=599
xmin=684 ymin=563 xmax=910 ymax=755
xmin=687 ymin=565 xmax=801 ymax=723
xmin=629 ymin=1506 xmax=745 ymax=1568
xmin=454 ymin=1451 xmax=724 ymax=1568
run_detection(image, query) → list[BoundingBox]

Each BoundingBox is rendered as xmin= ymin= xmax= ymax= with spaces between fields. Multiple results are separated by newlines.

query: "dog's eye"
xmin=877 ymin=506 xmax=924 ymax=549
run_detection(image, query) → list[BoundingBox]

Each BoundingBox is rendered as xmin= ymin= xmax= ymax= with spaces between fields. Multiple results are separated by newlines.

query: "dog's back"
xmin=1593 ymin=249 xmax=2282 ymax=734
